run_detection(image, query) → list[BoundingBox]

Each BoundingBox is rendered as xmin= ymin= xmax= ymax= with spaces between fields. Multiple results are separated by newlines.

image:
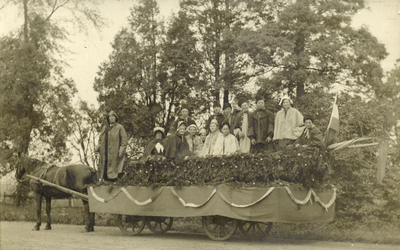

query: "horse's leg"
xmin=44 ymin=196 xmax=52 ymax=230
xmin=82 ymin=199 xmax=94 ymax=232
xmin=34 ymin=194 xmax=42 ymax=231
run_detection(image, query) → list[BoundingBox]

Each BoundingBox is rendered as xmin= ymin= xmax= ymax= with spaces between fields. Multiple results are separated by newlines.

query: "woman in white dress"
xmin=200 ymin=119 xmax=222 ymax=156
xmin=212 ymin=122 xmax=239 ymax=156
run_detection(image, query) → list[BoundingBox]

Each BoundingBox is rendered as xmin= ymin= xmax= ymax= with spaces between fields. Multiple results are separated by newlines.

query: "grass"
xmin=2 ymin=202 xmax=400 ymax=245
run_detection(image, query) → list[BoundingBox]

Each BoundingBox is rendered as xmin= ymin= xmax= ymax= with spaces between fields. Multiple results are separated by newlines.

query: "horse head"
xmin=15 ymin=152 xmax=43 ymax=181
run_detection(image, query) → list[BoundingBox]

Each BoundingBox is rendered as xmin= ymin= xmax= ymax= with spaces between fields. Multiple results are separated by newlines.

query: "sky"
xmin=0 ymin=0 xmax=399 ymax=107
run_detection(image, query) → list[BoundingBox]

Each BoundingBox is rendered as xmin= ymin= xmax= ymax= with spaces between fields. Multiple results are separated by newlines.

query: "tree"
xmin=178 ymin=0 xmax=273 ymax=104
xmin=94 ymin=0 xmax=210 ymax=138
xmin=69 ymin=100 xmax=101 ymax=168
xmin=158 ymin=11 xmax=209 ymax=128
xmin=0 ymin=0 xmax=105 ymax=161
xmin=94 ymin=0 xmax=166 ymax=139
xmin=239 ymin=0 xmax=387 ymax=98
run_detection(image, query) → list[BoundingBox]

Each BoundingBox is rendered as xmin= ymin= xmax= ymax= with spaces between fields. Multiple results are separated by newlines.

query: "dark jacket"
xmin=163 ymin=133 xmax=192 ymax=159
xmin=295 ymin=126 xmax=325 ymax=148
xmin=222 ymin=109 xmax=241 ymax=133
xmin=233 ymin=110 xmax=253 ymax=136
xmin=249 ymin=108 xmax=274 ymax=144
xmin=142 ymin=139 xmax=165 ymax=158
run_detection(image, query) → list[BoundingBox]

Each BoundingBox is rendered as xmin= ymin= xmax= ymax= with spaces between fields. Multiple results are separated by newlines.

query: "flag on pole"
xmin=324 ymin=94 xmax=339 ymax=147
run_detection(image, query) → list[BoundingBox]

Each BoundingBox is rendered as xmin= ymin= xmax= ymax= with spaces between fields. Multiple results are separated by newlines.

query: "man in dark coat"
xmin=142 ymin=126 xmax=166 ymax=159
xmin=221 ymin=102 xmax=233 ymax=127
xmin=229 ymin=98 xmax=242 ymax=134
xmin=164 ymin=121 xmax=192 ymax=159
xmin=96 ymin=111 xmax=128 ymax=182
xmin=171 ymin=104 xmax=196 ymax=132
xmin=205 ymin=101 xmax=224 ymax=134
xmin=249 ymin=95 xmax=275 ymax=153
xmin=295 ymin=115 xmax=325 ymax=148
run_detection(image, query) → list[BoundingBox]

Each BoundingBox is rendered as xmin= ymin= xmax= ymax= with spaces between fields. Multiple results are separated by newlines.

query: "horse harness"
xmin=31 ymin=163 xmax=62 ymax=186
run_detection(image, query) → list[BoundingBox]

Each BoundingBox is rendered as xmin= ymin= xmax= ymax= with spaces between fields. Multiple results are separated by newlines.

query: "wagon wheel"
xmin=146 ymin=217 xmax=174 ymax=234
xmin=202 ymin=216 xmax=238 ymax=241
xmin=237 ymin=221 xmax=273 ymax=240
xmin=117 ymin=215 xmax=146 ymax=236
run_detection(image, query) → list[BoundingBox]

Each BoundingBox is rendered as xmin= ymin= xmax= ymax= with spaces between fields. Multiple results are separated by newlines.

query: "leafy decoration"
xmin=105 ymin=147 xmax=332 ymax=189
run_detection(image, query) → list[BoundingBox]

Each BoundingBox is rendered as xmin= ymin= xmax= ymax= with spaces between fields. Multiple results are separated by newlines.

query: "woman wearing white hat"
xmin=273 ymin=96 xmax=304 ymax=150
xmin=186 ymin=123 xmax=203 ymax=156
xmin=200 ymin=119 xmax=222 ymax=156
xmin=142 ymin=126 xmax=166 ymax=159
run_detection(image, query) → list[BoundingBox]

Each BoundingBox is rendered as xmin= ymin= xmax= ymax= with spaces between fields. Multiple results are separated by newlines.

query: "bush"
xmin=331 ymin=147 xmax=400 ymax=228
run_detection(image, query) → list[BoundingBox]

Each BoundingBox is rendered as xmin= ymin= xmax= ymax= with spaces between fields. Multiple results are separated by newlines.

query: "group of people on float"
xmin=142 ymin=95 xmax=325 ymax=160
xmin=96 ymin=95 xmax=326 ymax=181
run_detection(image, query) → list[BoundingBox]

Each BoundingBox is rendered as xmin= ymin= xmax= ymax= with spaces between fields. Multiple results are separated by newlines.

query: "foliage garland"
xmin=108 ymin=147 xmax=333 ymax=189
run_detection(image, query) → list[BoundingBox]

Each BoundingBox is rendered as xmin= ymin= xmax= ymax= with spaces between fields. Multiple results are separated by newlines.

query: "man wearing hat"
xmin=142 ymin=126 xmax=166 ymax=159
xmin=171 ymin=104 xmax=196 ymax=132
xmin=233 ymin=98 xmax=252 ymax=153
xmin=229 ymin=98 xmax=242 ymax=134
xmin=205 ymin=101 xmax=224 ymax=134
xmin=221 ymin=102 xmax=233 ymax=128
xmin=164 ymin=121 xmax=192 ymax=159
xmin=295 ymin=115 xmax=324 ymax=148
xmin=249 ymin=95 xmax=275 ymax=153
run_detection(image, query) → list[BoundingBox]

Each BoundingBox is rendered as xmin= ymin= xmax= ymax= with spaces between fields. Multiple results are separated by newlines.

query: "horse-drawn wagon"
xmin=16 ymin=148 xmax=336 ymax=240
xmin=88 ymin=148 xmax=336 ymax=241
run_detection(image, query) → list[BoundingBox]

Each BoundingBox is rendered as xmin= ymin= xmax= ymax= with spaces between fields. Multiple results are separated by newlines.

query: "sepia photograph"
xmin=1 ymin=0 xmax=399 ymax=249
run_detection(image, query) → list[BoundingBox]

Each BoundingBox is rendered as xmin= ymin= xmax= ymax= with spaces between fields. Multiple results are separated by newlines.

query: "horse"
xmin=15 ymin=153 xmax=97 ymax=232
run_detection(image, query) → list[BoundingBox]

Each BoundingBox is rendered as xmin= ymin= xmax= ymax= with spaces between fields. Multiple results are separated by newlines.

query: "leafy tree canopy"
xmin=239 ymin=0 xmax=387 ymax=98
xmin=0 ymin=0 xmax=105 ymax=173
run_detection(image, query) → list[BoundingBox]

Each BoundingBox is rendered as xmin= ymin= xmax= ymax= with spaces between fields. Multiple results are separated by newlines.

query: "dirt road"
xmin=1 ymin=221 xmax=398 ymax=250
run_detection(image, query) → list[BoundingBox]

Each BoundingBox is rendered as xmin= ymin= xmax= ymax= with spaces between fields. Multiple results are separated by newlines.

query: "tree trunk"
xmin=23 ymin=0 xmax=29 ymax=42
xmin=223 ymin=0 xmax=231 ymax=106
xmin=223 ymin=89 xmax=229 ymax=105
xmin=296 ymin=81 xmax=305 ymax=97
xmin=213 ymin=0 xmax=220 ymax=102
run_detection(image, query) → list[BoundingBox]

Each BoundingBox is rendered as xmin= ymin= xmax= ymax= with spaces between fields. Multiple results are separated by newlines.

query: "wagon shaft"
xmin=26 ymin=174 xmax=88 ymax=200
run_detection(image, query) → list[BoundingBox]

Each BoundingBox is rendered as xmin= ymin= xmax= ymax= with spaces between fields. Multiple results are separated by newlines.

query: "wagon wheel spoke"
xmin=241 ymin=222 xmax=251 ymax=233
xmin=222 ymin=224 xmax=228 ymax=237
xmin=256 ymin=223 xmax=262 ymax=232
xmin=251 ymin=223 xmax=257 ymax=234
xmin=161 ymin=221 xmax=169 ymax=230
xmin=208 ymin=224 xmax=217 ymax=235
